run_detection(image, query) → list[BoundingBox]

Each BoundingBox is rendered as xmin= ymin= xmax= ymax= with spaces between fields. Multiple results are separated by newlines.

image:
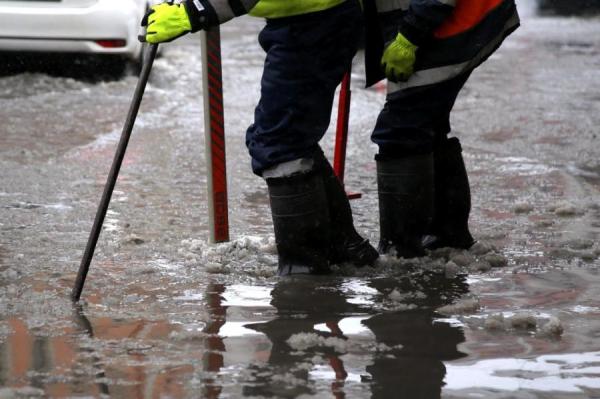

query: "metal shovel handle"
xmin=71 ymin=44 xmax=159 ymax=302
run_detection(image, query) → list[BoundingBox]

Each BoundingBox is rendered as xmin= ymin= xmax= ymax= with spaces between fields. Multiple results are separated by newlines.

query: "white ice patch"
xmin=287 ymin=332 xmax=349 ymax=353
xmin=497 ymin=156 xmax=555 ymax=176
xmin=287 ymin=331 xmax=401 ymax=355
xmin=222 ymin=284 xmax=273 ymax=308
xmin=340 ymin=280 xmax=379 ymax=306
xmin=179 ymin=235 xmax=278 ymax=277
xmin=571 ymin=305 xmax=600 ymax=314
xmin=434 ymin=317 xmax=465 ymax=329
xmin=219 ymin=321 xmax=265 ymax=338
xmin=309 ymin=365 xmax=363 ymax=383
xmin=444 ymin=351 xmax=600 ymax=393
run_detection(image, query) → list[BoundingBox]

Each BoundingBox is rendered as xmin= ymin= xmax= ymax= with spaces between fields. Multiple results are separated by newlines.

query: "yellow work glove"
xmin=381 ymin=33 xmax=418 ymax=83
xmin=140 ymin=2 xmax=193 ymax=44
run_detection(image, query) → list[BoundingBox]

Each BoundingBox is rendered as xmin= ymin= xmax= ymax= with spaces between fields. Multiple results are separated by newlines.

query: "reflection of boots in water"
xmin=242 ymin=279 xmax=355 ymax=397
xmin=362 ymin=310 xmax=466 ymax=399
xmin=243 ymin=317 xmax=318 ymax=398
xmin=423 ymin=137 xmax=475 ymax=250
xmin=314 ymin=150 xmax=378 ymax=267
xmin=377 ymin=154 xmax=434 ymax=258
xmin=362 ymin=276 xmax=469 ymax=398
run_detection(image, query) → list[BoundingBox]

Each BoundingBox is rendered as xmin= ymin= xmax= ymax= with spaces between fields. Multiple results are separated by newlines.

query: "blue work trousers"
xmin=246 ymin=0 xmax=363 ymax=175
xmin=372 ymin=71 xmax=472 ymax=158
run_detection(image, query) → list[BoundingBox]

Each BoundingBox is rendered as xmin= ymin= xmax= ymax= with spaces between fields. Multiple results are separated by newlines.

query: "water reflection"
xmin=72 ymin=304 xmax=110 ymax=396
xmin=202 ymin=283 xmax=226 ymax=399
xmin=361 ymin=275 xmax=468 ymax=399
xmin=363 ymin=311 xmax=466 ymax=398
xmin=241 ymin=274 xmax=469 ymax=398
xmin=0 ymin=273 xmax=469 ymax=397
xmin=243 ymin=278 xmax=358 ymax=397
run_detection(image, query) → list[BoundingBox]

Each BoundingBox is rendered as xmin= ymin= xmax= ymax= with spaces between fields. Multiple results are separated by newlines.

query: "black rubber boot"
xmin=377 ymin=154 xmax=434 ymax=258
xmin=314 ymin=151 xmax=379 ymax=267
xmin=423 ymin=137 xmax=475 ymax=250
xmin=267 ymin=171 xmax=332 ymax=276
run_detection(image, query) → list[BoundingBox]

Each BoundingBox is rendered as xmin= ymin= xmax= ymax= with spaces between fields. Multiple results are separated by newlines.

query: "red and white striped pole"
xmin=334 ymin=70 xmax=361 ymax=200
xmin=201 ymin=28 xmax=229 ymax=243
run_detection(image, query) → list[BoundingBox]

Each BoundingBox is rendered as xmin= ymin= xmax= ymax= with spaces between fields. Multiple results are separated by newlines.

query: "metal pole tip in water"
xmin=71 ymin=44 xmax=158 ymax=302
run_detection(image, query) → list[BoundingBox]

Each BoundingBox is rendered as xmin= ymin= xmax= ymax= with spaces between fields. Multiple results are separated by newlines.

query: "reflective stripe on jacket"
xmin=206 ymin=0 xmax=260 ymax=24
xmin=370 ymin=0 xmax=519 ymax=91
xmin=204 ymin=0 xmax=345 ymax=25
xmin=249 ymin=0 xmax=346 ymax=18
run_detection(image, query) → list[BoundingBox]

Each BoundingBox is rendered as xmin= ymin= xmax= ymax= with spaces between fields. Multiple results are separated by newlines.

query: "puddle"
xmin=0 ymin=9 xmax=599 ymax=399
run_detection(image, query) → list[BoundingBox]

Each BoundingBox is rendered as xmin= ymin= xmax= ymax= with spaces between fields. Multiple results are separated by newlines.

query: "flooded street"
xmin=1 ymin=1 xmax=600 ymax=397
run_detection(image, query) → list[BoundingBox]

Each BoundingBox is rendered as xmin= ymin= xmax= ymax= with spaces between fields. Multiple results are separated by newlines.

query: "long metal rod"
xmin=334 ymin=70 xmax=362 ymax=200
xmin=201 ymin=28 xmax=229 ymax=244
xmin=71 ymin=44 xmax=159 ymax=302
xmin=334 ymin=71 xmax=352 ymax=183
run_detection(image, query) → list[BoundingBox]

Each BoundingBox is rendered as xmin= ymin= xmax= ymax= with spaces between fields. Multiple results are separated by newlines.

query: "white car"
xmin=0 ymin=0 xmax=152 ymax=74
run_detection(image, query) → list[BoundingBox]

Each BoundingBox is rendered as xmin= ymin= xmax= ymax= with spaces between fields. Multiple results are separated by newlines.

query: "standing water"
xmin=0 ymin=1 xmax=600 ymax=397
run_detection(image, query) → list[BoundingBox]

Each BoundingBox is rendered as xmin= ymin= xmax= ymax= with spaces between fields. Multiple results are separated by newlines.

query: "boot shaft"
xmin=313 ymin=150 xmax=379 ymax=266
xmin=429 ymin=137 xmax=474 ymax=249
xmin=267 ymin=171 xmax=332 ymax=275
xmin=377 ymin=154 xmax=434 ymax=258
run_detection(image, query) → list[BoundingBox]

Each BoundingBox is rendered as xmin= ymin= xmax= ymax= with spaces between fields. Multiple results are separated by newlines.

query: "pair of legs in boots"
xmin=245 ymin=0 xmax=378 ymax=276
xmin=247 ymin=0 xmax=474 ymax=274
xmin=372 ymin=72 xmax=476 ymax=258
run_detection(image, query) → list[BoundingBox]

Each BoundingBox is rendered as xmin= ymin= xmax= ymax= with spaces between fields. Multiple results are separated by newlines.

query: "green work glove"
xmin=140 ymin=2 xmax=193 ymax=44
xmin=381 ymin=33 xmax=418 ymax=83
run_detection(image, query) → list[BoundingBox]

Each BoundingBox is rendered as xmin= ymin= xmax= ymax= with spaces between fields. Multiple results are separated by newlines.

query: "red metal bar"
xmin=334 ymin=72 xmax=351 ymax=182
xmin=334 ymin=71 xmax=361 ymax=200
xmin=202 ymin=28 xmax=229 ymax=243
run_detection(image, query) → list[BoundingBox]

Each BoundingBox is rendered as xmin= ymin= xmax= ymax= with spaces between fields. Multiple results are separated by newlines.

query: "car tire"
xmin=97 ymin=55 xmax=128 ymax=78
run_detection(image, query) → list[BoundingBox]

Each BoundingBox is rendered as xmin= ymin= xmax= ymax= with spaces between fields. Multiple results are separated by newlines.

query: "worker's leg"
xmin=247 ymin=0 xmax=374 ymax=274
xmin=246 ymin=0 xmax=363 ymax=176
xmin=372 ymin=72 xmax=471 ymax=257
xmin=425 ymin=135 xmax=476 ymax=250
xmin=314 ymin=150 xmax=379 ymax=267
xmin=266 ymin=168 xmax=333 ymax=276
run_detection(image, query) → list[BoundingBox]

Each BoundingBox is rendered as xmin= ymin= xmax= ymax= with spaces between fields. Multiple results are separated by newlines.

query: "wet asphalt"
xmin=0 ymin=1 xmax=600 ymax=398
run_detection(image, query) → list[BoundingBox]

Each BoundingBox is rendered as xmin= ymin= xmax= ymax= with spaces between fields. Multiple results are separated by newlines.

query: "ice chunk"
xmin=484 ymin=254 xmax=508 ymax=268
xmin=470 ymin=242 xmax=494 ymax=256
xmin=450 ymin=252 xmax=475 ymax=267
xmin=470 ymin=261 xmax=492 ymax=273
xmin=484 ymin=313 xmax=506 ymax=331
xmin=539 ymin=316 xmax=564 ymax=337
xmin=550 ymin=201 xmax=582 ymax=217
xmin=510 ymin=312 xmax=537 ymax=330
xmin=286 ymin=332 xmax=348 ymax=353
xmin=513 ymin=203 xmax=534 ymax=214
xmin=437 ymin=297 xmax=480 ymax=316
xmin=445 ymin=261 xmax=460 ymax=279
